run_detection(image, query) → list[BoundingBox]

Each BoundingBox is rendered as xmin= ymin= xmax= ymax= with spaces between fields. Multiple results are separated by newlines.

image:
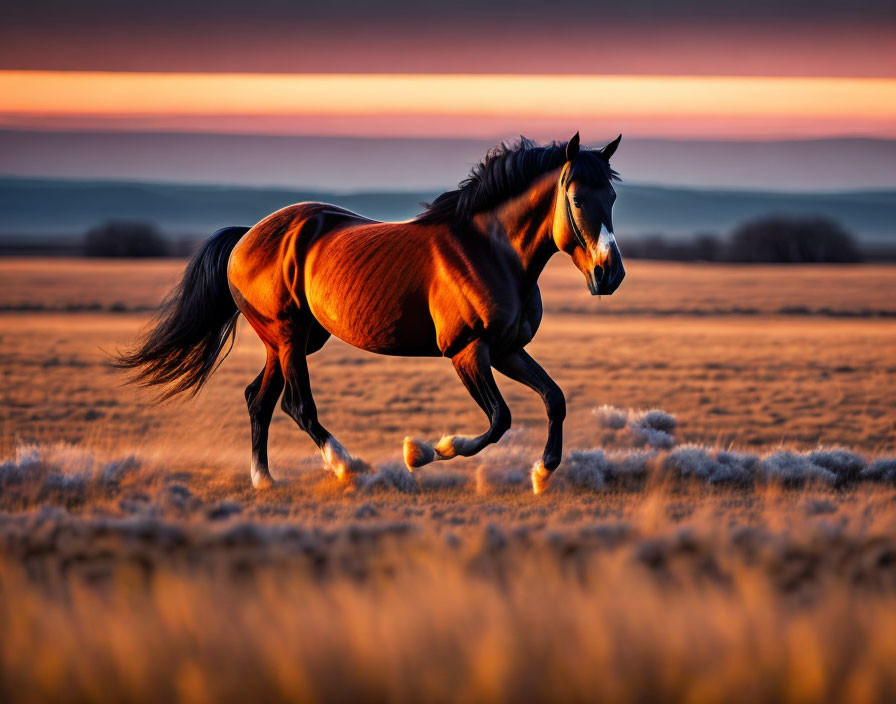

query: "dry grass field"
xmin=2 ymin=257 xmax=896 ymax=703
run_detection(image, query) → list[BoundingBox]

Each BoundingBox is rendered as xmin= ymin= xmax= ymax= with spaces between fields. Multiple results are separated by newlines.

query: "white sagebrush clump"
xmin=606 ymin=449 xmax=655 ymax=483
xmin=459 ymin=435 xmax=885 ymax=495
xmin=593 ymin=405 xmax=678 ymax=449
xmin=664 ymin=446 xmax=758 ymax=485
xmin=0 ymin=447 xmax=39 ymax=484
xmin=0 ymin=443 xmax=140 ymax=491
xmin=807 ymin=448 xmax=866 ymax=484
xmin=859 ymin=458 xmax=896 ymax=484
xmin=664 ymin=445 xmax=717 ymax=481
xmin=659 ymin=446 xmax=876 ymax=489
xmin=354 ymin=440 xmax=885 ymax=495
xmin=629 ymin=409 xmax=677 ymax=449
xmin=760 ymin=451 xmax=837 ymax=487
xmin=714 ymin=451 xmax=761 ymax=485
xmin=632 ymin=409 xmax=677 ymax=434
xmin=542 ymin=445 xmax=875 ymax=493
xmin=355 ymin=462 xmax=418 ymax=493
xmin=558 ymin=450 xmax=610 ymax=491
xmin=593 ymin=405 xmax=628 ymax=430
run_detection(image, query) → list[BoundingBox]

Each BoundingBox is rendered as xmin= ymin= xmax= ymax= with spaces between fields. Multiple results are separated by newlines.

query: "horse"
xmin=117 ymin=132 xmax=625 ymax=494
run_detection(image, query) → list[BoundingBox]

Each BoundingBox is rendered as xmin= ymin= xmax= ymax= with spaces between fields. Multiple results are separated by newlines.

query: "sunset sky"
xmin=2 ymin=0 xmax=895 ymax=142
xmin=3 ymin=72 xmax=895 ymax=140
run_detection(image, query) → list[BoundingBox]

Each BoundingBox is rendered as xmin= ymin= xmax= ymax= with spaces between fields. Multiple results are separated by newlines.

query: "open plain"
xmin=2 ymin=257 xmax=896 ymax=703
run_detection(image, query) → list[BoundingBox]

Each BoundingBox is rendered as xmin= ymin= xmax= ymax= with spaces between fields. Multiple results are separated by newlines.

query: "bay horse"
xmin=117 ymin=133 xmax=625 ymax=494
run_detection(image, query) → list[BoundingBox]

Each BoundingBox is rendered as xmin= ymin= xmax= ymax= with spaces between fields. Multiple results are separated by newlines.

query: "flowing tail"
xmin=115 ymin=226 xmax=250 ymax=399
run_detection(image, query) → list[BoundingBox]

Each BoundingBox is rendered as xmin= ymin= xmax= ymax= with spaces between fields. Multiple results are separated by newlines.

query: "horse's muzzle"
xmin=587 ymin=244 xmax=625 ymax=296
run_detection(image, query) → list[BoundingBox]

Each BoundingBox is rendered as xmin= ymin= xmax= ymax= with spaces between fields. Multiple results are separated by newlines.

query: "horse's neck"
xmin=484 ymin=171 xmax=559 ymax=290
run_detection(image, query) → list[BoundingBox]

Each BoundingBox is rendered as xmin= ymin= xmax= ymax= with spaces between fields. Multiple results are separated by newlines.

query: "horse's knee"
xmin=490 ymin=404 xmax=512 ymax=442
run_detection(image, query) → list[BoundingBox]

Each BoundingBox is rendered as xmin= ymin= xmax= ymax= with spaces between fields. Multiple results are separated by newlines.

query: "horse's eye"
xmin=572 ymin=197 xmax=583 ymax=208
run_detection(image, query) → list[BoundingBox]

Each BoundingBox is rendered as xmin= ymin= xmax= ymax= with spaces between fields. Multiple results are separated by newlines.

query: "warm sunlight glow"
xmin=2 ymin=71 xmax=894 ymax=139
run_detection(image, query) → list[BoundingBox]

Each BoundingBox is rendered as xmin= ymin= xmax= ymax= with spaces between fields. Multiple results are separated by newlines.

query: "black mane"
xmin=415 ymin=137 xmax=619 ymax=224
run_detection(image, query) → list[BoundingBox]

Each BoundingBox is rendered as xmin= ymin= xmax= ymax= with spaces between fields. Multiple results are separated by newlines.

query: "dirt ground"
xmin=2 ymin=257 xmax=895 ymax=466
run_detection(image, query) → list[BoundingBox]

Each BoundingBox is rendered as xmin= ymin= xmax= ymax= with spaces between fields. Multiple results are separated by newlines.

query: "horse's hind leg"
xmin=245 ymin=346 xmax=285 ymax=488
xmin=279 ymin=329 xmax=358 ymax=481
xmin=403 ymin=340 xmax=511 ymax=470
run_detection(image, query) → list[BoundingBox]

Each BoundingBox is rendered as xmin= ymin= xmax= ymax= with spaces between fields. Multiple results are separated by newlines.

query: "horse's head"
xmin=553 ymin=133 xmax=625 ymax=296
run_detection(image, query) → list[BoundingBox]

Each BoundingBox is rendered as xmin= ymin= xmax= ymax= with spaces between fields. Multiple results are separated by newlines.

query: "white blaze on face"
xmin=597 ymin=223 xmax=616 ymax=255
xmin=589 ymin=223 xmax=616 ymax=264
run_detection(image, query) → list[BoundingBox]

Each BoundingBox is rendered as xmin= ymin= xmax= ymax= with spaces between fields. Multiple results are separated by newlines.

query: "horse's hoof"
xmin=331 ymin=463 xmax=354 ymax=483
xmin=322 ymin=438 xmax=356 ymax=482
xmin=531 ymin=461 xmax=552 ymax=495
xmin=251 ymin=470 xmax=275 ymax=490
xmin=403 ymin=437 xmax=436 ymax=471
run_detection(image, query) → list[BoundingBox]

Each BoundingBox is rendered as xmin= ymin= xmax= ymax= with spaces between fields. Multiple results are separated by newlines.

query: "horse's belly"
xmin=305 ymin=266 xmax=439 ymax=356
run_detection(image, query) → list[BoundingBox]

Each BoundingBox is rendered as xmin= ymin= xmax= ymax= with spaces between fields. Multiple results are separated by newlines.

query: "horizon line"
xmin=3 ymin=171 xmax=893 ymax=198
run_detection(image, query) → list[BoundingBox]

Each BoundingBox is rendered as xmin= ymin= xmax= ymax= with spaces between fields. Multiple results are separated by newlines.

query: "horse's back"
xmin=232 ymin=201 xmax=373 ymax=262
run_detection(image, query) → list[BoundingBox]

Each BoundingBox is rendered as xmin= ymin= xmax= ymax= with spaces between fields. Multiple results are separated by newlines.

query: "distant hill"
xmin=0 ymin=176 xmax=894 ymax=244
xmin=0 ymin=178 xmax=431 ymax=240
xmin=617 ymin=184 xmax=896 ymax=243
xmin=4 ymin=130 xmax=896 ymax=193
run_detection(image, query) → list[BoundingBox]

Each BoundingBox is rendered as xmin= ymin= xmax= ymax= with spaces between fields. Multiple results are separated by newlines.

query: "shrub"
xmin=728 ymin=215 xmax=861 ymax=263
xmin=84 ymin=221 xmax=171 ymax=258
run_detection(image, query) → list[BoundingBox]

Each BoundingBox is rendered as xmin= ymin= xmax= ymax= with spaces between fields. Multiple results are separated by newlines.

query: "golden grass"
xmin=5 ymin=549 xmax=896 ymax=704
xmin=3 ymin=452 xmax=896 ymax=704
xmin=1 ymin=258 xmax=896 ymax=702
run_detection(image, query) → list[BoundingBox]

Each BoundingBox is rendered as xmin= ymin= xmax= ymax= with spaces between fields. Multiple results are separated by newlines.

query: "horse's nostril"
xmin=587 ymin=266 xmax=604 ymax=294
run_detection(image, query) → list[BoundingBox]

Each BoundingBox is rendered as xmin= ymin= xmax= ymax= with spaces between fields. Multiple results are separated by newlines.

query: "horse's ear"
xmin=600 ymin=134 xmax=622 ymax=161
xmin=566 ymin=132 xmax=580 ymax=161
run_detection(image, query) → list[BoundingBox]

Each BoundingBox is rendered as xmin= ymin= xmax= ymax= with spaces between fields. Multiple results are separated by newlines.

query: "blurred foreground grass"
xmin=3 ymin=446 xmax=896 ymax=703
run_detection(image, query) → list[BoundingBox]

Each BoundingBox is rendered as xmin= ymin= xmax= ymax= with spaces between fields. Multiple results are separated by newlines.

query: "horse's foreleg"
xmin=493 ymin=349 xmax=566 ymax=494
xmin=280 ymin=338 xmax=357 ymax=481
xmin=244 ymin=347 xmax=285 ymax=488
xmin=403 ymin=340 xmax=511 ymax=470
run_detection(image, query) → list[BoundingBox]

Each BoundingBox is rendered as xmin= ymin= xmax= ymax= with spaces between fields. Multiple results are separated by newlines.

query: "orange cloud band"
xmin=2 ymin=71 xmax=894 ymax=138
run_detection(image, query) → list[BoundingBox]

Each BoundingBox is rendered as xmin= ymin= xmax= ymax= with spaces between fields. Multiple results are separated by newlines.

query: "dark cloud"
xmin=2 ymin=0 xmax=894 ymax=73
xmin=5 ymin=0 xmax=896 ymax=24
